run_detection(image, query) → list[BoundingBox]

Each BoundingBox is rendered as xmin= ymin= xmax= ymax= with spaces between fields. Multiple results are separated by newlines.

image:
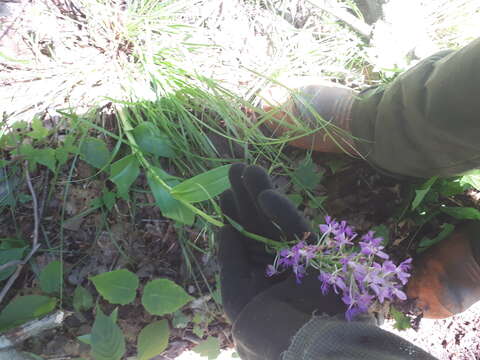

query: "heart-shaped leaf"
xmin=80 ymin=137 xmax=111 ymax=169
xmin=91 ymin=308 xmax=126 ymax=360
xmin=91 ymin=269 xmax=139 ymax=305
xmin=192 ymin=337 xmax=221 ymax=360
xmin=137 ymin=320 xmax=170 ymax=360
xmin=39 ymin=260 xmax=63 ymax=294
xmin=73 ymin=286 xmax=94 ymax=312
xmin=142 ymin=279 xmax=192 ymax=316
xmin=109 ymin=155 xmax=140 ymax=198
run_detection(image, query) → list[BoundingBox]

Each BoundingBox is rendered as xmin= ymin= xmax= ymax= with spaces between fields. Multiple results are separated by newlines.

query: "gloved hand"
xmin=407 ymin=221 xmax=480 ymax=318
xmin=218 ymin=164 xmax=346 ymax=359
xmin=218 ymin=164 xmax=438 ymax=360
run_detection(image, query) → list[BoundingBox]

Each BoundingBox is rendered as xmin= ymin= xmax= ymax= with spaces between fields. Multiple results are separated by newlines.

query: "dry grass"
xmin=0 ymin=0 xmax=479 ymax=138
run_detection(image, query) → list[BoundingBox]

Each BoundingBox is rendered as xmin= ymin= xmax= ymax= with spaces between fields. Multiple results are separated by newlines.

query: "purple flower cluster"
xmin=266 ymin=216 xmax=412 ymax=321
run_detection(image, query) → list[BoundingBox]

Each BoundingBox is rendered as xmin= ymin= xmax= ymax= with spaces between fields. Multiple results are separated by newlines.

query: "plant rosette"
xmin=266 ymin=216 xmax=412 ymax=321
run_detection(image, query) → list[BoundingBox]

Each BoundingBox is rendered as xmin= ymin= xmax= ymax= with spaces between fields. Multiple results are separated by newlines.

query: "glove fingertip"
xmin=243 ymin=165 xmax=273 ymax=198
xmin=229 ymin=163 xmax=247 ymax=186
xmin=219 ymin=189 xmax=239 ymax=222
xmin=258 ymin=189 xmax=311 ymax=236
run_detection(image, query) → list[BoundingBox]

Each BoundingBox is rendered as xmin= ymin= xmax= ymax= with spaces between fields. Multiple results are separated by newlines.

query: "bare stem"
xmin=0 ymin=162 xmax=41 ymax=305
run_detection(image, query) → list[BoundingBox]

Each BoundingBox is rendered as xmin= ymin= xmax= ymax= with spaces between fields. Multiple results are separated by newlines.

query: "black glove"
xmin=218 ymin=164 xmax=346 ymax=359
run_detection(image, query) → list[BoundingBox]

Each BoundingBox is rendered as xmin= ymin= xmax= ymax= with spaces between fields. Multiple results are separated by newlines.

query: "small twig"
xmin=0 ymin=162 xmax=41 ymax=305
xmin=0 ymin=310 xmax=66 ymax=348
xmin=0 ymin=260 xmax=22 ymax=273
xmin=307 ymin=0 xmax=372 ymax=39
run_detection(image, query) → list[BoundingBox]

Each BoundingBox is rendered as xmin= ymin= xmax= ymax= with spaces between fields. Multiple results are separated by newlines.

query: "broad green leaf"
xmin=132 ymin=123 xmax=175 ymax=158
xmin=77 ymin=334 xmax=92 ymax=345
xmin=80 ymin=138 xmax=111 ymax=169
xmin=0 ymin=247 xmax=25 ymax=281
xmin=39 ymin=260 xmax=63 ymax=294
xmin=109 ymin=155 xmax=140 ymax=198
xmin=411 ymin=177 xmax=437 ymax=210
xmin=147 ymin=168 xmax=195 ymax=225
xmin=438 ymin=178 xmax=469 ymax=197
xmin=291 ymin=158 xmax=323 ymax=191
xmin=390 ymin=306 xmax=411 ymax=331
xmin=171 ymin=165 xmax=231 ymax=203
xmin=460 ymin=170 xmax=480 ymax=190
xmin=91 ymin=308 xmax=125 ymax=360
xmin=192 ymin=337 xmax=221 ymax=360
xmin=142 ymin=279 xmax=193 ymax=316
xmin=137 ymin=320 xmax=170 ymax=360
xmin=0 ymin=295 xmax=57 ymax=331
xmin=417 ymin=223 xmax=455 ymax=253
xmin=27 ymin=118 xmax=49 ymax=140
xmin=90 ymin=269 xmax=139 ymax=305
xmin=73 ymin=286 xmax=94 ymax=312
xmin=441 ymin=206 xmax=480 ymax=220
xmin=35 ymin=148 xmax=57 ymax=172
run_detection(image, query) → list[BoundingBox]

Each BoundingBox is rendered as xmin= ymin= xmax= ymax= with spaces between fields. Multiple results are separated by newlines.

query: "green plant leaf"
xmin=55 ymin=147 xmax=70 ymax=166
xmin=0 ymin=247 xmax=25 ymax=281
xmin=91 ymin=308 xmax=126 ymax=360
xmin=27 ymin=118 xmax=49 ymax=140
xmin=137 ymin=320 xmax=170 ymax=360
xmin=90 ymin=269 xmax=139 ymax=305
xmin=132 ymin=122 xmax=176 ymax=158
xmin=80 ymin=137 xmax=111 ymax=169
xmin=460 ymin=170 xmax=480 ymax=190
xmin=35 ymin=148 xmax=57 ymax=172
xmin=77 ymin=334 xmax=92 ymax=345
xmin=325 ymin=158 xmax=349 ymax=174
xmin=170 ymin=164 xmax=231 ymax=203
xmin=417 ymin=223 xmax=455 ymax=253
xmin=172 ymin=311 xmax=190 ymax=328
xmin=73 ymin=286 xmax=94 ymax=312
xmin=390 ymin=306 xmax=411 ymax=331
xmin=441 ymin=206 xmax=480 ymax=219
xmin=142 ymin=279 xmax=193 ymax=316
xmin=0 ymin=295 xmax=57 ymax=331
xmin=286 ymin=194 xmax=303 ymax=208
xmin=109 ymin=155 xmax=140 ymax=198
xmin=18 ymin=144 xmax=57 ymax=172
xmin=291 ymin=158 xmax=323 ymax=191
xmin=411 ymin=177 xmax=437 ymax=210
xmin=147 ymin=168 xmax=195 ymax=225
xmin=39 ymin=260 xmax=63 ymax=294
xmin=101 ymin=191 xmax=117 ymax=211
xmin=192 ymin=337 xmax=221 ymax=360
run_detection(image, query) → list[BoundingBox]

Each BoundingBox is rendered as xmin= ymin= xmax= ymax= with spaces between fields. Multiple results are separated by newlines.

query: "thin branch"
xmin=0 ymin=162 xmax=41 ymax=305
xmin=0 ymin=260 xmax=22 ymax=273
xmin=308 ymin=0 xmax=372 ymax=39
xmin=0 ymin=310 xmax=66 ymax=348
